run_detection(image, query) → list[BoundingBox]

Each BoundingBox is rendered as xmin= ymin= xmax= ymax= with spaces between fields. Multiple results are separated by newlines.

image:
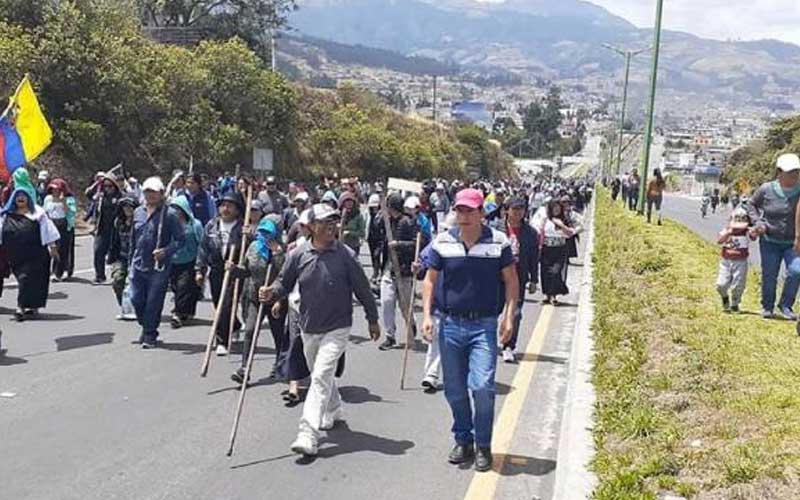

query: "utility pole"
xmin=432 ymin=75 xmax=438 ymax=125
xmin=270 ymin=29 xmax=277 ymax=72
xmin=638 ymin=0 xmax=665 ymax=213
xmin=602 ymin=44 xmax=649 ymax=177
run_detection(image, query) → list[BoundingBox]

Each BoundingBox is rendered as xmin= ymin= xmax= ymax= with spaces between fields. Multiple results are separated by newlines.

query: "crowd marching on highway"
xmin=0 ymin=165 xmax=594 ymax=467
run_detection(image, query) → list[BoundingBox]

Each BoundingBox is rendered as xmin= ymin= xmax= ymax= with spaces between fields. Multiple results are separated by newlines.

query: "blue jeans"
xmin=439 ymin=315 xmax=498 ymax=448
xmin=130 ymin=267 xmax=171 ymax=343
xmin=759 ymin=238 xmax=800 ymax=312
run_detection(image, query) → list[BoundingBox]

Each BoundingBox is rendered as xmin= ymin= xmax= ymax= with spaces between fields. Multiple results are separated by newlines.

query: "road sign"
xmin=253 ymin=148 xmax=273 ymax=172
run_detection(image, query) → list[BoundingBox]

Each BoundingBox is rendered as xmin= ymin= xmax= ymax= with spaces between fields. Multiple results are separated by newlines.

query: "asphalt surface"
xmin=0 ymin=222 xmax=593 ymax=500
xmin=660 ymin=193 xmax=761 ymax=266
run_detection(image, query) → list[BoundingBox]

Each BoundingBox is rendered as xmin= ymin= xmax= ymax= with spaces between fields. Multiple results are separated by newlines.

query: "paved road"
xmin=0 ymin=222 xmax=593 ymax=500
xmin=660 ymin=193 xmax=760 ymax=266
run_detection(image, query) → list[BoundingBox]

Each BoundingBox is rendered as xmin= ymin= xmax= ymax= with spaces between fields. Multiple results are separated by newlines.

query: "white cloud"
xmin=589 ymin=0 xmax=800 ymax=45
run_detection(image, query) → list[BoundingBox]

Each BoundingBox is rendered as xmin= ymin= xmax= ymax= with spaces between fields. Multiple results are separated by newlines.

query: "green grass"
xmin=591 ymin=190 xmax=800 ymax=499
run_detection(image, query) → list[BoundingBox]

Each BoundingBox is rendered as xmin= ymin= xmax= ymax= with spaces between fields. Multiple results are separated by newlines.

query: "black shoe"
xmin=730 ymin=305 xmax=740 ymax=314
xmin=448 ymin=443 xmax=475 ymax=464
xmin=474 ymin=447 xmax=493 ymax=472
xmin=722 ymin=295 xmax=730 ymax=312
xmin=422 ymin=379 xmax=438 ymax=394
xmin=379 ymin=338 xmax=396 ymax=351
xmin=170 ymin=314 xmax=182 ymax=329
xmin=141 ymin=340 xmax=157 ymax=349
xmin=231 ymin=368 xmax=248 ymax=385
xmin=13 ymin=309 xmax=24 ymax=322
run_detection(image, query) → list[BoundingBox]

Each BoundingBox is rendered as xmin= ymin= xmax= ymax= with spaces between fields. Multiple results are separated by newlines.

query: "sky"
xmin=474 ymin=0 xmax=800 ymax=45
xmin=585 ymin=0 xmax=800 ymax=45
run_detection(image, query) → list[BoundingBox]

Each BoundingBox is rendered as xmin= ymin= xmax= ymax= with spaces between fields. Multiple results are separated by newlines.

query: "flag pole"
xmin=1 ymin=74 xmax=29 ymax=120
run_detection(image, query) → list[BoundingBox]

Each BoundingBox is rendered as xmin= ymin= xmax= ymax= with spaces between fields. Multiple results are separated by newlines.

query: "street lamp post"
xmin=602 ymin=44 xmax=649 ymax=177
xmin=638 ymin=0 xmax=665 ymax=213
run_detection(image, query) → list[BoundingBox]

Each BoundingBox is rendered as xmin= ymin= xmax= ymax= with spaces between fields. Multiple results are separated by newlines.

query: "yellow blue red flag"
xmin=0 ymin=75 xmax=53 ymax=179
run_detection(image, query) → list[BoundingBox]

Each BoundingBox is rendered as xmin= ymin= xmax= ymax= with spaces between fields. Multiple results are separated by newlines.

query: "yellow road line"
xmin=463 ymin=305 xmax=555 ymax=500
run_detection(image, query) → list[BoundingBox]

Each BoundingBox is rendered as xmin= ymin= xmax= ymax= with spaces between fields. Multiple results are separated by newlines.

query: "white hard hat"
xmin=404 ymin=196 xmax=421 ymax=210
xmin=142 ymin=176 xmax=165 ymax=192
xmin=777 ymin=154 xmax=800 ymax=172
xmin=368 ymin=194 xmax=381 ymax=208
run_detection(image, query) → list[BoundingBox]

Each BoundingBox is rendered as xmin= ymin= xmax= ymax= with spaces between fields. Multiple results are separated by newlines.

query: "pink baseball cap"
xmin=454 ymin=188 xmax=484 ymax=210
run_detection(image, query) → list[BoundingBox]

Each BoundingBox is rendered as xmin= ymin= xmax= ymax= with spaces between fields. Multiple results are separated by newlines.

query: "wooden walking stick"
xmin=201 ymin=186 xmax=252 ymax=377
xmin=227 ymin=186 xmax=254 ymax=353
xmin=400 ymin=231 xmax=423 ymax=390
xmin=227 ymin=262 xmax=272 ymax=457
xmin=200 ymin=242 xmax=236 ymax=377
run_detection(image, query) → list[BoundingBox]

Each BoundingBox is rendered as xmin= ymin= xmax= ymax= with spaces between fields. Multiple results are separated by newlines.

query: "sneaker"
xmin=475 ymin=447 xmax=493 ymax=472
xmin=216 ymin=344 xmax=229 ymax=356
xmin=170 ymin=314 xmax=182 ymax=329
xmin=141 ymin=340 xmax=157 ymax=349
xmin=762 ymin=309 xmax=775 ymax=319
xmin=781 ymin=308 xmax=798 ymax=321
xmin=502 ymin=347 xmax=516 ymax=364
xmin=448 ymin=443 xmax=475 ymax=464
xmin=721 ymin=295 xmax=730 ymax=312
xmin=378 ymin=337 xmax=396 ymax=351
xmin=291 ymin=434 xmax=318 ymax=456
xmin=320 ymin=407 xmax=344 ymax=430
xmin=94 ymin=277 xmax=106 ymax=285
xmin=730 ymin=305 xmax=740 ymax=314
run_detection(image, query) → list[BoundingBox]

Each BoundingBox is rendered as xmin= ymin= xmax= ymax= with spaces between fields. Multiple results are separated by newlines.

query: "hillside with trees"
xmin=722 ymin=117 xmax=800 ymax=192
xmin=0 ymin=0 xmax=515 ymax=187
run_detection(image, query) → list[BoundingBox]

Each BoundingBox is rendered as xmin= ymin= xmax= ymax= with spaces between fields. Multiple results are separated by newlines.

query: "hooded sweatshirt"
xmin=170 ymin=196 xmax=204 ymax=265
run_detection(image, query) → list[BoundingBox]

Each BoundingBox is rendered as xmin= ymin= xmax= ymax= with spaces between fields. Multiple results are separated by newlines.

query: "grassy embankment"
xmin=591 ymin=190 xmax=800 ymax=499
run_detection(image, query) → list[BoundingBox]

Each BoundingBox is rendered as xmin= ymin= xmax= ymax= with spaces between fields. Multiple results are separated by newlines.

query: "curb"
xmin=552 ymin=198 xmax=598 ymax=499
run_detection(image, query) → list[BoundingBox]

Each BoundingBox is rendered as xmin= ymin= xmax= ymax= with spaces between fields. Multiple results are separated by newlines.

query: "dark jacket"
xmin=380 ymin=214 xmax=427 ymax=277
xmin=499 ymin=221 xmax=539 ymax=289
xmin=272 ymin=240 xmax=379 ymax=334
xmin=130 ymin=204 xmax=185 ymax=273
xmin=108 ymin=217 xmax=134 ymax=267
xmin=196 ymin=217 xmax=244 ymax=276
xmin=230 ymin=241 xmax=286 ymax=304
xmin=182 ymin=189 xmax=216 ymax=227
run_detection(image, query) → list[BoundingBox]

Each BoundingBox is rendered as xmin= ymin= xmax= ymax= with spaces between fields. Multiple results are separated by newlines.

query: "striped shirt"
xmin=428 ymin=225 xmax=514 ymax=318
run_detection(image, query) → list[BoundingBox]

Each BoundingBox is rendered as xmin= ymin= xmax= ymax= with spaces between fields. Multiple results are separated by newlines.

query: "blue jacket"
xmin=182 ymin=189 xmax=216 ymax=227
xmin=170 ymin=196 xmax=204 ymax=266
xmin=131 ymin=204 xmax=185 ymax=273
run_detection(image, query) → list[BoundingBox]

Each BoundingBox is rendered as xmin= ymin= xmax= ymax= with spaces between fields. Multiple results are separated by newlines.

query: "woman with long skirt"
xmin=0 ymin=188 xmax=60 ymax=320
xmin=43 ymin=179 xmax=77 ymax=281
xmin=538 ymin=199 xmax=575 ymax=305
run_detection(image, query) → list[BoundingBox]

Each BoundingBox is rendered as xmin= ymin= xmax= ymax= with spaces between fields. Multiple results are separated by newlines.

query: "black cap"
xmin=217 ymin=191 xmax=244 ymax=211
xmin=387 ymin=194 xmax=404 ymax=212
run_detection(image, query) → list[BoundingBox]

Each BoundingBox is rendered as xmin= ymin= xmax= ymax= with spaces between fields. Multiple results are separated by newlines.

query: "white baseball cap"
xmin=404 ymin=196 xmax=421 ymax=210
xmin=777 ymin=153 xmax=800 ymax=172
xmin=142 ymin=176 xmax=165 ymax=192
xmin=298 ymin=208 xmax=312 ymax=226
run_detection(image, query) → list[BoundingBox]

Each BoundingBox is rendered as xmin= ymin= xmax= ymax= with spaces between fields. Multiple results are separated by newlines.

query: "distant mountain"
xmin=291 ymin=0 xmax=800 ymax=100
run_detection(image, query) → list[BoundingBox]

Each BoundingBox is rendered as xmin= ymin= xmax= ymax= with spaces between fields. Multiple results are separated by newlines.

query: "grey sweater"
xmin=272 ymin=239 xmax=379 ymax=334
xmin=747 ymin=181 xmax=800 ymax=244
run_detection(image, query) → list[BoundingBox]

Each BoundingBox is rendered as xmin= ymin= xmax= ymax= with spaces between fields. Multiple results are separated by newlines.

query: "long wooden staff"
xmin=227 ymin=186 xmax=254 ymax=353
xmin=227 ymin=262 xmax=272 ymax=457
xmin=200 ymin=186 xmax=252 ymax=377
xmin=400 ymin=231 xmax=423 ymax=390
xmin=381 ymin=195 xmax=412 ymax=317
